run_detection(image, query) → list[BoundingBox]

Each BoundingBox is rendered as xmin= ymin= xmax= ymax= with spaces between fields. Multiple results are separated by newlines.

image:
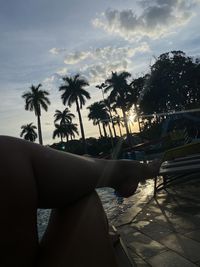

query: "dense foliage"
xmin=140 ymin=51 xmax=200 ymax=114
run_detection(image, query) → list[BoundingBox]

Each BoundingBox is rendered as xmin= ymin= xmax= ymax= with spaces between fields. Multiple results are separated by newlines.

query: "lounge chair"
xmin=154 ymin=142 xmax=200 ymax=194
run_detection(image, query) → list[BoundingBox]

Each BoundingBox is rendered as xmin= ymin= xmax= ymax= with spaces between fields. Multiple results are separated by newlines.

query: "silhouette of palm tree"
xmin=20 ymin=123 xmax=37 ymax=142
xmin=66 ymin=122 xmax=79 ymax=140
xmin=129 ymin=77 xmax=145 ymax=132
xmin=22 ymin=84 xmax=50 ymax=145
xmin=53 ymin=124 xmax=67 ymax=142
xmin=96 ymin=83 xmax=117 ymax=137
xmin=105 ymin=71 xmax=132 ymax=145
xmin=53 ymin=122 xmax=79 ymax=142
xmin=104 ymin=98 xmax=117 ymax=137
xmin=54 ymin=108 xmax=75 ymax=125
xmin=87 ymin=101 xmax=113 ymax=138
xmin=112 ymin=115 xmax=123 ymax=137
xmin=87 ymin=101 xmax=104 ymax=137
xmin=59 ymin=74 xmax=90 ymax=152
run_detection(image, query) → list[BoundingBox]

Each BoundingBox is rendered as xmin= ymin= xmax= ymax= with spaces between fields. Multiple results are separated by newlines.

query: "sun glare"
xmin=128 ymin=114 xmax=136 ymax=123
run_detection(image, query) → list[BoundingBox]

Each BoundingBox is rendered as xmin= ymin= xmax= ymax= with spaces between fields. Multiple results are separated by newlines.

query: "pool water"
xmin=37 ymin=179 xmax=154 ymax=240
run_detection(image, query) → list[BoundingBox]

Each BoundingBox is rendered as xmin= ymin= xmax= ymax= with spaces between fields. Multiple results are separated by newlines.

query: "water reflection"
xmin=114 ymin=191 xmax=124 ymax=204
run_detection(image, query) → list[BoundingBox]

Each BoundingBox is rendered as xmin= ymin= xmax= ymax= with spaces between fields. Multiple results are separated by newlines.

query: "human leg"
xmin=1 ymin=136 xmax=160 ymax=207
xmin=11 ymin=136 xmax=158 ymax=206
xmin=0 ymin=136 xmax=160 ymax=266
xmin=38 ymin=191 xmax=118 ymax=267
xmin=0 ymin=137 xmax=39 ymax=266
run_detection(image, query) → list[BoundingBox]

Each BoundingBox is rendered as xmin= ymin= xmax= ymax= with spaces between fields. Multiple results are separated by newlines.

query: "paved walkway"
xmin=116 ymin=179 xmax=200 ymax=267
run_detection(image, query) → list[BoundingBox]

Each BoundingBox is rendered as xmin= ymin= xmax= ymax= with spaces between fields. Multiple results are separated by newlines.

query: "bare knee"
xmin=38 ymin=192 xmax=117 ymax=267
xmin=40 ymin=191 xmax=108 ymax=244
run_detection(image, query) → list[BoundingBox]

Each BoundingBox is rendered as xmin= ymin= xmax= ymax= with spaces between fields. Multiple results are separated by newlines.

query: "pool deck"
xmin=115 ymin=179 xmax=200 ymax=267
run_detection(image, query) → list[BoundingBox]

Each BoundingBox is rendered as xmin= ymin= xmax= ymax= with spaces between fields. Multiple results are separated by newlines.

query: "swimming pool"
xmin=37 ymin=179 xmax=155 ymax=240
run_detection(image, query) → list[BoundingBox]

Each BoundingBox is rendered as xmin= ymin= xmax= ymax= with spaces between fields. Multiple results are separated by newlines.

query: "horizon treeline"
xmin=20 ymin=50 xmax=200 ymax=152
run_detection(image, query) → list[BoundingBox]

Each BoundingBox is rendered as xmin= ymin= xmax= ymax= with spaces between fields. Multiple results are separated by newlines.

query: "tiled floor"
xmin=116 ymin=179 xmax=200 ymax=266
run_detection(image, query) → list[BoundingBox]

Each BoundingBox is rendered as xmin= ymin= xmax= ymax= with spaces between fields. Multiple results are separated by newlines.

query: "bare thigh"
xmin=0 ymin=139 xmax=38 ymax=267
xmin=38 ymin=191 xmax=118 ymax=267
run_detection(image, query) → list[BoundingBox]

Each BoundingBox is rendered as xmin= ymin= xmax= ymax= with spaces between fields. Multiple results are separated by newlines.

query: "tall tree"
xmin=66 ymin=122 xmax=79 ymax=140
xmin=22 ymin=84 xmax=50 ymax=145
xmin=129 ymin=76 xmax=147 ymax=132
xmin=54 ymin=108 xmax=75 ymax=125
xmin=53 ymin=122 xmax=79 ymax=142
xmin=96 ymin=83 xmax=117 ymax=137
xmin=140 ymin=51 xmax=200 ymax=114
xmin=87 ymin=102 xmax=103 ymax=137
xmin=112 ymin=115 xmax=123 ymax=137
xmin=20 ymin=123 xmax=37 ymax=142
xmin=59 ymin=74 xmax=90 ymax=152
xmin=104 ymin=98 xmax=117 ymax=137
xmin=96 ymin=82 xmax=107 ymax=100
xmin=53 ymin=124 xmax=67 ymax=142
xmin=105 ymin=71 xmax=132 ymax=145
xmin=87 ymin=101 xmax=110 ymax=138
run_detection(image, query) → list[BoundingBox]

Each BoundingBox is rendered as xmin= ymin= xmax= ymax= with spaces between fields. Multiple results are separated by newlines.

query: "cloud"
xmin=65 ymin=44 xmax=150 ymax=83
xmin=64 ymin=51 xmax=91 ymax=64
xmin=80 ymin=60 xmax=129 ymax=84
xmin=47 ymin=43 xmax=151 ymax=85
xmin=56 ymin=67 xmax=68 ymax=76
xmin=92 ymin=0 xmax=199 ymax=41
xmin=49 ymin=48 xmax=67 ymax=55
xmin=45 ymin=59 xmax=128 ymax=86
xmin=43 ymin=67 xmax=69 ymax=91
xmin=43 ymin=73 xmax=62 ymax=91
xmin=58 ymin=43 xmax=150 ymax=65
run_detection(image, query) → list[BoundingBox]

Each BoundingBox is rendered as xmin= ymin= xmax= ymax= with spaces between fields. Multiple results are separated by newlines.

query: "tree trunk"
xmin=112 ymin=123 xmax=117 ymax=137
xmin=108 ymin=123 xmax=114 ymax=150
xmin=129 ymin=123 xmax=132 ymax=134
xmin=37 ymin=114 xmax=43 ymax=145
xmin=118 ymin=123 xmax=122 ymax=137
xmin=75 ymin=98 xmax=87 ymax=153
xmin=135 ymin=104 xmax=141 ymax=132
xmin=102 ymin=123 xmax=107 ymax=137
xmin=108 ymin=123 xmax=113 ymax=138
xmin=108 ymin=109 xmax=117 ymax=137
xmin=97 ymin=121 xmax=103 ymax=137
xmin=122 ymin=108 xmax=132 ymax=147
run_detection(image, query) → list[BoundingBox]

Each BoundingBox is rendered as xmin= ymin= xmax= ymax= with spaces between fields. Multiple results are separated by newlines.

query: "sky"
xmin=1 ymin=0 xmax=200 ymax=145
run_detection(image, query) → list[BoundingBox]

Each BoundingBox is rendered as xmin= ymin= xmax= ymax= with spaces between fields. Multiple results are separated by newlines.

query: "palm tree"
xmin=87 ymin=101 xmax=112 ymax=138
xmin=104 ymin=98 xmax=117 ymax=137
xmin=66 ymin=122 xmax=79 ymax=140
xmin=54 ymin=108 xmax=75 ymax=125
xmin=59 ymin=74 xmax=90 ymax=152
xmin=129 ymin=77 xmax=146 ymax=132
xmin=53 ymin=122 xmax=79 ymax=142
xmin=53 ymin=124 xmax=67 ymax=142
xmin=113 ymin=115 xmax=123 ymax=137
xmin=96 ymin=82 xmax=107 ymax=99
xmin=96 ymin=83 xmax=117 ymax=138
xmin=105 ymin=71 xmax=132 ymax=145
xmin=22 ymin=84 xmax=50 ymax=145
xmin=87 ymin=102 xmax=103 ymax=137
xmin=20 ymin=123 xmax=37 ymax=142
